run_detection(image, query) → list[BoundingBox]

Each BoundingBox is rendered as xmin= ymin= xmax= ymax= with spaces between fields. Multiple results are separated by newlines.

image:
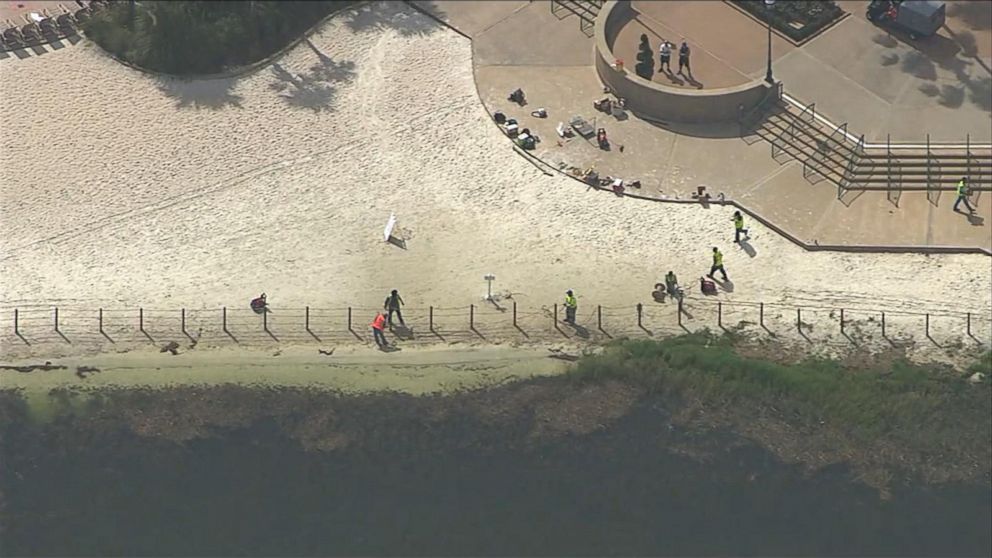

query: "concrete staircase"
xmin=740 ymin=94 xmax=992 ymax=203
xmin=550 ymin=0 xmax=605 ymax=36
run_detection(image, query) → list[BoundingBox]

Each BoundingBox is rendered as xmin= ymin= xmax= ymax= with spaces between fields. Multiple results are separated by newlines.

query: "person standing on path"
xmin=370 ymin=312 xmax=388 ymax=349
xmin=709 ymin=247 xmax=729 ymax=281
xmin=678 ymin=40 xmax=691 ymax=75
xmin=564 ymin=290 xmax=578 ymax=324
xmin=659 ymin=40 xmax=672 ymax=73
xmin=384 ymin=289 xmax=405 ymax=327
xmin=732 ymin=210 xmax=749 ymax=243
xmin=953 ymin=176 xmax=975 ymax=214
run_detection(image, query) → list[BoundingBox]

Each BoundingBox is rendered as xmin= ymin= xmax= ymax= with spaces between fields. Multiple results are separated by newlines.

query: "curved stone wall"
xmin=594 ymin=0 xmax=775 ymax=124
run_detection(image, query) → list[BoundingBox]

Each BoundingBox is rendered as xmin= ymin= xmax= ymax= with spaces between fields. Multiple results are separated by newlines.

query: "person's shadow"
xmin=738 ymin=239 xmax=757 ymax=258
xmin=390 ymin=323 xmax=415 ymax=340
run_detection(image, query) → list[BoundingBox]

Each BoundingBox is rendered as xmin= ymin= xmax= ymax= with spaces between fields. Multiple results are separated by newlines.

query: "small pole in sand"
xmin=925 ymin=313 xmax=930 ymax=338
xmin=637 ymin=303 xmax=643 ymax=328
xmin=347 ymin=307 xmax=352 ymax=331
xmin=14 ymin=309 xmax=18 ymax=336
xmin=678 ymin=298 xmax=683 ymax=327
xmin=263 ymin=307 xmax=268 ymax=332
xmin=881 ymin=311 xmax=886 ymax=337
xmin=429 ymin=306 xmax=434 ymax=331
xmin=223 ymin=307 xmax=228 ymax=332
xmin=513 ymin=302 xmax=517 ymax=327
xmin=484 ymin=274 xmax=496 ymax=302
xmin=796 ymin=308 xmax=801 ymax=333
xmin=840 ymin=308 xmax=844 ymax=335
xmin=54 ymin=307 xmax=59 ymax=332
xmin=181 ymin=308 xmax=187 ymax=336
xmin=554 ymin=304 xmax=558 ymax=326
xmin=139 ymin=308 xmax=144 ymax=333
xmin=967 ymin=312 xmax=971 ymax=337
xmin=470 ymin=304 xmax=475 ymax=329
xmin=718 ymin=302 xmax=723 ymax=328
xmin=99 ymin=308 xmax=103 ymax=334
xmin=597 ymin=305 xmax=602 ymax=330
xmin=759 ymin=303 xmax=764 ymax=328
xmin=305 ymin=306 xmax=310 ymax=331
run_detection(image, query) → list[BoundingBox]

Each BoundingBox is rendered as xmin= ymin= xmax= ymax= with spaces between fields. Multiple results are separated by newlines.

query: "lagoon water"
xmin=1 ymin=395 xmax=989 ymax=557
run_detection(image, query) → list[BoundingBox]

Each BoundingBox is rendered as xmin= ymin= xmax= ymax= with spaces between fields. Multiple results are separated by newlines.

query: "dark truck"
xmin=866 ymin=0 xmax=946 ymax=40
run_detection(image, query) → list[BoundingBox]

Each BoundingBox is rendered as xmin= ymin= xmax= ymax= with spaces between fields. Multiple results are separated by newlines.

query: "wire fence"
xmin=2 ymin=296 xmax=990 ymax=354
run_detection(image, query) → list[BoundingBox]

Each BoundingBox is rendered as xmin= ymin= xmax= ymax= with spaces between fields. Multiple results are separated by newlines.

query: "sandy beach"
xmin=1 ymin=2 xmax=990 ymax=365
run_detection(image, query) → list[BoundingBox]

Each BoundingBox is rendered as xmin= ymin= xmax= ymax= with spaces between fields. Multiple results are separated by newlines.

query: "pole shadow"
xmin=16 ymin=332 xmax=30 ymax=345
xmin=100 ymin=329 xmax=115 ymax=343
xmin=470 ymin=326 xmax=487 ymax=341
xmin=224 ymin=328 xmax=240 ymax=343
xmin=141 ymin=329 xmax=155 ymax=342
xmin=307 ymin=328 xmax=322 ymax=342
xmin=429 ymin=327 xmax=446 ymax=342
xmin=265 ymin=328 xmax=279 ymax=342
xmin=349 ymin=327 xmax=363 ymax=341
xmin=56 ymin=330 xmax=71 ymax=344
xmin=514 ymin=324 xmax=530 ymax=339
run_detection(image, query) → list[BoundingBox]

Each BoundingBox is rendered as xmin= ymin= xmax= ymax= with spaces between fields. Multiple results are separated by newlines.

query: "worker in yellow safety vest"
xmin=953 ymin=177 xmax=974 ymax=214
xmin=732 ymin=210 xmax=749 ymax=243
xmin=709 ymin=247 xmax=729 ymax=281
xmin=564 ymin=290 xmax=578 ymax=324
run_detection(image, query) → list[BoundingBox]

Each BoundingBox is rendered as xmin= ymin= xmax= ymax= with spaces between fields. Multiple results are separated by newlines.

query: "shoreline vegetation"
xmin=2 ymin=334 xmax=989 ymax=495
xmin=82 ymin=0 xmax=357 ymax=75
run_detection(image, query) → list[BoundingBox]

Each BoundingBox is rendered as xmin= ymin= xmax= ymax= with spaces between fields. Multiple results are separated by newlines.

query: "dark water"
xmin=1 ymin=399 xmax=990 ymax=557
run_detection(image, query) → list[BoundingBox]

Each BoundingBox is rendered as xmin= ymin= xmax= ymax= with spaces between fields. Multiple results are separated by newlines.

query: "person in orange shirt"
xmin=370 ymin=312 xmax=388 ymax=349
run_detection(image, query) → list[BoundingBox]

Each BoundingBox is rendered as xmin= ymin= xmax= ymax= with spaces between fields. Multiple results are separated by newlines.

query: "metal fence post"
xmin=470 ymin=304 xmax=474 ymax=329
xmin=54 ymin=307 xmax=59 ymax=332
xmin=967 ymin=312 xmax=971 ymax=336
xmin=139 ymin=307 xmax=144 ymax=333
xmin=263 ymin=307 xmax=268 ymax=331
xmin=14 ymin=309 xmax=18 ymax=336
xmin=759 ymin=302 xmax=764 ymax=328
xmin=636 ymin=303 xmax=643 ymax=328
xmin=925 ymin=313 xmax=930 ymax=338
xmin=718 ymin=302 xmax=722 ymax=328
xmin=840 ymin=308 xmax=844 ymax=335
xmin=348 ymin=307 xmax=352 ymax=330
xmin=553 ymin=303 xmax=558 ymax=326
xmin=796 ymin=308 xmax=801 ymax=333
xmin=99 ymin=308 xmax=103 ymax=334
xmin=305 ymin=306 xmax=310 ymax=331
xmin=429 ymin=306 xmax=434 ymax=330
xmin=223 ymin=307 xmax=228 ymax=332
xmin=513 ymin=301 xmax=517 ymax=327
xmin=678 ymin=298 xmax=683 ymax=326
xmin=181 ymin=308 xmax=186 ymax=335
xmin=597 ymin=305 xmax=602 ymax=330
xmin=881 ymin=311 xmax=886 ymax=337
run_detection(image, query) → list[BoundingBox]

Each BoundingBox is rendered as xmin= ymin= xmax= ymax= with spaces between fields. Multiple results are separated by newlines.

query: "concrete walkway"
xmin=412 ymin=0 xmax=991 ymax=251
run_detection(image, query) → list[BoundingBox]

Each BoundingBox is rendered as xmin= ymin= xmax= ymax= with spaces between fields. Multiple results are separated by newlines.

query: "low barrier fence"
xmin=3 ymin=297 xmax=990 ymax=351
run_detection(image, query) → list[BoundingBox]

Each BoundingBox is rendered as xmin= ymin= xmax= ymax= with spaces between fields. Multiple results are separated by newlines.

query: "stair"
xmin=741 ymin=98 xmax=992 ymax=194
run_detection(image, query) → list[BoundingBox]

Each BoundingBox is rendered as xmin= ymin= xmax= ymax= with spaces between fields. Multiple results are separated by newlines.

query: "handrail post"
xmin=54 ymin=307 xmax=59 ymax=332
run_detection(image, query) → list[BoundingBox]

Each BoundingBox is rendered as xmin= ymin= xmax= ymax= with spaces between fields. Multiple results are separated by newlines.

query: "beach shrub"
xmin=732 ymin=0 xmax=844 ymax=43
xmin=569 ymin=333 xmax=991 ymax=445
xmin=82 ymin=1 xmax=356 ymax=75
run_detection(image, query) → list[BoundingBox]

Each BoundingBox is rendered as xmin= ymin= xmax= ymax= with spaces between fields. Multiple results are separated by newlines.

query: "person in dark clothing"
xmin=384 ymin=289 xmax=405 ymax=326
xmin=678 ymin=40 xmax=691 ymax=75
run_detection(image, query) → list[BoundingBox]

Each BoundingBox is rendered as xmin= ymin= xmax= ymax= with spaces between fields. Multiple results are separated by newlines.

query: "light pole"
xmin=764 ymin=0 xmax=776 ymax=84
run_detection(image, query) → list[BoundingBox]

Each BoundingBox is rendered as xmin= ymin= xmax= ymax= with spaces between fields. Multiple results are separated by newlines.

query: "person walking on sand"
xmin=732 ymin=210 xmax=749 ymax=243
xmin=370 ymin=312 xmax=388 ymax=349
xmin=678 ymin=40 xmax=691 ymax=75
xmin=564 ymin=290 xmax=578 ymax=324
xmin=709 ymin=247 xmax=729 ymax=281
xmin=659 ymin=39 xmax=672 ymax=73
xmin=953 ymin=176 xmax=975 ymax=214
xmin=384 ymin=289 xmax=405 ymax=327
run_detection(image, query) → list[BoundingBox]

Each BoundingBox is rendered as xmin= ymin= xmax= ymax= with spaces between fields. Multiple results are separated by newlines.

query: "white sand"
xmin=0 ymin=3 xmax=990 ymax=360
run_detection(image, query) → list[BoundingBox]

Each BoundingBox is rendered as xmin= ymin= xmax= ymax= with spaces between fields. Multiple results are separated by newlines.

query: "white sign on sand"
xmin=383 ymin=213 xmax=397 ymax=242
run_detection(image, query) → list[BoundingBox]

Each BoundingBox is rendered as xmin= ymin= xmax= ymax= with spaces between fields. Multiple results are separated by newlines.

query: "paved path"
xmin=413 ymin=0 xmax=991 ymax=252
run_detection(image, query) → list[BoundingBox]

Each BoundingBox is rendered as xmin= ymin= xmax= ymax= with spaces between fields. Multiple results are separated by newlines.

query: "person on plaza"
xmin=709 ymin=247 xmax=729 ymax=281
xmin=953 ymin=176 xmax=975 ymax=214
xmin=678 ymin=40 xmax=691 ymax=75
xmin=665 ymin=271 xmax=681 ymax=300
xmin=384 ymin=289 xmax=405 ymax=327
xmin=732 ymin=210 xmax=750 ymax=243
xmin=370 ymin=312 xmax=388 ymax=349
xmin=658 ymin=39 xmax=672 ymax=73
xmin=564 ymin=290 xmax=578 ymax=324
